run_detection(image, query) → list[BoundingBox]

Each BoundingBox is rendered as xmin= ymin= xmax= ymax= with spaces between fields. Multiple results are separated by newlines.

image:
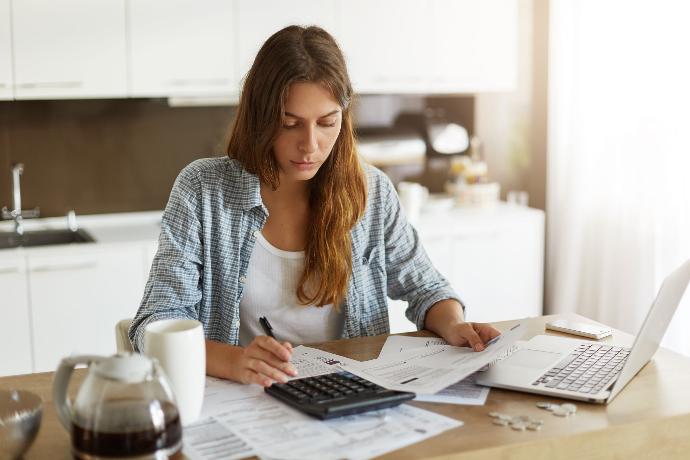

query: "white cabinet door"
xmin=128 ymin=0 xmax=238 ymax=98
xmin=387 ymin=205 xmax=544 ymax=332
xmin=430 ymin=0 xmax=517 ymax=92
xmin=338 ymin=0 xmax=433 ymax=94
xmin=0 ymin=0 xmax=13 ymax=100
xmin=237 ymin=0 xmax=338 ymax=83
xmin=0 ymin=254 xmax=32 ymax=376
xmin=11 ymin=0 xmax=127 ymax=99
xmin=27 ymin=245 xmax=144 ymax=372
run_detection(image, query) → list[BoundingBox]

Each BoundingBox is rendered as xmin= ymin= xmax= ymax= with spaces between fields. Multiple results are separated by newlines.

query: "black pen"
xmin=259 ymin=316 xmax=276 ymax=339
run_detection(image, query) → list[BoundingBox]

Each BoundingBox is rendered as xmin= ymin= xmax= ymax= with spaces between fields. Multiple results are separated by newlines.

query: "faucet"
xmin=2 ymin=163 xmax=40 ymax=236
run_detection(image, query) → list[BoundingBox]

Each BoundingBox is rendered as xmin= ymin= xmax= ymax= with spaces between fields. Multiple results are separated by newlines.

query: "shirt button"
xmin=239 ymin=275 xmax=247 ymax=283
xmin=361 ymin=257 xmax=368 ymax=265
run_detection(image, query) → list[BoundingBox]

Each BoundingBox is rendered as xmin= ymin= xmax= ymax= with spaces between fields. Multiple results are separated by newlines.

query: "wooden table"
xmin=3 ymin=314 xmax=690 ymax=459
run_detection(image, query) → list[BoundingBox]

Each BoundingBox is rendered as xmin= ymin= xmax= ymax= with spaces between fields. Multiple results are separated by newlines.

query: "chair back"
xmin=116 ymin=318 xmax=134 ymax=353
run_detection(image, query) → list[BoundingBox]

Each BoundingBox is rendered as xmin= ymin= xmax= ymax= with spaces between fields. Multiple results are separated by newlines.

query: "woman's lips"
xmin=290 ymin=160 xmax=318 ymax=171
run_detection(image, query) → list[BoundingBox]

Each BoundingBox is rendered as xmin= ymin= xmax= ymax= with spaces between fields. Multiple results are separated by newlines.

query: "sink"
xmin=0 ymin=229 xmax=95 ymax=249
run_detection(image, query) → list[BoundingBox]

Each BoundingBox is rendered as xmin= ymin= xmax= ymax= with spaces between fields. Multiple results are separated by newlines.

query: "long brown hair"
xmin=226 ymin=25 xmax=367 ymax=308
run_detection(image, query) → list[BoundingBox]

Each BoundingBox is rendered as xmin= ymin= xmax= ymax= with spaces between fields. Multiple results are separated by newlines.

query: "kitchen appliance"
xmin=53 ymin=353 xmax=182 ymax=459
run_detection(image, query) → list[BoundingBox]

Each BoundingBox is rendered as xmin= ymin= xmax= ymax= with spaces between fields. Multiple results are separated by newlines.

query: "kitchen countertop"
xmin=0 ymin=210 xmax=162 ymax=250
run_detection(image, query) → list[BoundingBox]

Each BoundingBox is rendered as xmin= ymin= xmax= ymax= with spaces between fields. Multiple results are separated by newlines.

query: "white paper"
xmin=183 ymin=417 xmax=255 ymax=460
xmin=341 ymin=323 xmax=524 ymax=394
xmin=209 ymin=390 xmax=461 ymax=460
xmin=378 ymin=335 xmax=449 ymax=358
xmin=378 ymin=335 xmax=489 ymax=405
xmin=288 ymin=345 xmax=360 ymax=379
xmin=190 ymin=351 xmax=462 ymax=460
xmin=414 ymin=373 xmax=489 ymax=405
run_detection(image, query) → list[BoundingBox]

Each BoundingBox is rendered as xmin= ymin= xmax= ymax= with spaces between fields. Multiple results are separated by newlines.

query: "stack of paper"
xmin=340 ymin=323 xmax=524 ymax=395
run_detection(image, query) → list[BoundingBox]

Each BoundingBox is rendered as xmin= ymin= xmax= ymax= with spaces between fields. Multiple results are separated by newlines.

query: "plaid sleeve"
xmin=128 ymin=164 xmax=204 ymax=351
xmin=379 ymin=174 xmax=463 ymax=330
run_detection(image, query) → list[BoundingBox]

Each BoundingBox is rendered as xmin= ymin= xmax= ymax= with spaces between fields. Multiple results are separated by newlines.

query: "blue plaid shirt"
xmin=129 ymin=157 xmax=460 ymax=351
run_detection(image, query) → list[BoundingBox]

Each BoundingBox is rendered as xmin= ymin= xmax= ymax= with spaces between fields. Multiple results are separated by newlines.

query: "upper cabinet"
xmin=429 ymin=0 xmax=517 ymax=92
xmin=128 ymin=0 xmax=238 ymax=98
xmin=4 ymin=0 xmax=518 ymax=100
xmin=339 ymin=0 xmax=517 ymax=94
xmin=338 ymin=0 xmax=434 ymax=94
xmin=0 ymin=0 xmax=13 ymax=100
xmin=11 ymin=0 xmax=127 ymax=99
xmin=236 ymin=0 xmax=338 ymax=83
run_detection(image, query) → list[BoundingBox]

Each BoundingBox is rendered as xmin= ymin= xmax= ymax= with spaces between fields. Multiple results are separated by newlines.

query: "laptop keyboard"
xmin=532 ymin=343 xmax=631 ymax=394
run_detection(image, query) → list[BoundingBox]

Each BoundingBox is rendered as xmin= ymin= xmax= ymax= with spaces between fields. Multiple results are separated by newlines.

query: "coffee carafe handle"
xmin=53 ymin=355 xmax=105 ymax=431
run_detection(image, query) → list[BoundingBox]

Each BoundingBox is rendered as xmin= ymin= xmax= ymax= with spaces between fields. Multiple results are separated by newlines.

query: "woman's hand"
xmin=233 ymin=336 xmax=298 ymax=387
xmin=443 ymin=322 xmax=502 ymax=351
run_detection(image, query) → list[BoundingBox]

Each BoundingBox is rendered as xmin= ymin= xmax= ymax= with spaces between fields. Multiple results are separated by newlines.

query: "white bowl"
xmin=0 ymin=389 xmax=43 ymax=460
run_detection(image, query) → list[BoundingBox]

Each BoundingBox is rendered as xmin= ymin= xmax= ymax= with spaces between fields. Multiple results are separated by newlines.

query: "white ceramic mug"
xmin=144 ymin=319 xmax=205 ymax=426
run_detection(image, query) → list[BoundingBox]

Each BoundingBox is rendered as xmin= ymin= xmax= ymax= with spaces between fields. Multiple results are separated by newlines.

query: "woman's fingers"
xmin=257 ymin=336 xmax=292 ymax=361
xmin=247 ymin=358 xmax=291 ymax=384
xmin=249 ymin=347 xmax=298 ymax=377
xmin=474 ymin=323 xmax=502 ymax=343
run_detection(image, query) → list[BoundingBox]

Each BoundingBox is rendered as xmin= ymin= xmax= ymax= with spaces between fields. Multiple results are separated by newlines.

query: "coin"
xmin=510 ymin=422 xmax=526 ymax=431
xmin=527 ymin=423 xmax=543 ymax=431
xmin=488 ymin=412 xmax=502 ymax=418
xmin=492 ymin=419 xmax=509 ymax=426
xmin=536 ymin=401 xmax=553 ymax=409
xmin=561 ymin=403 xmax=577 ymax=414
xmin=497 ymin=414 xmax=512 ymax=421
xmin=552 ymin=406 xmax=570 ymax=417
xmin=513 ymin=415 xmax=531 ymax=422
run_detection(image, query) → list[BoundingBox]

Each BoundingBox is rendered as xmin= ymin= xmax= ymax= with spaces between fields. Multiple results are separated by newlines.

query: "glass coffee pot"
xmin=53 ymin=353 xmax=182 ymax=459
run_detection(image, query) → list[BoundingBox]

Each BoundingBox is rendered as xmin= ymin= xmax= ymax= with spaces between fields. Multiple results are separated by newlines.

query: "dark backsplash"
xmin=0 ymin=99 xmax=235 ymax=217
xmin=0 ymin=96 xmax=473 ymax=217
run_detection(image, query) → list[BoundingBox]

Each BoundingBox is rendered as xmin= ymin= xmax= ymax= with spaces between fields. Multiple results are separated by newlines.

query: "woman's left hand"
xmin=442 ymin=322 xmax=502 ymax=352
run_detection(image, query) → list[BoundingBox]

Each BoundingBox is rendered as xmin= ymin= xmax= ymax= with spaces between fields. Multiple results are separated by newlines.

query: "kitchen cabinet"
xmin=429 ymin=0 xmax=517 ymax=92
xmin=0 ymin=255 xmax=33 ymax=377
xmin=236 ymin=0 xmax=338 ymax=82
xmin=27 ymin=244 xmax=145 ymax=372
xmin=338 ymin=0 xmax=433 ymax=94
xmin=338 ymin=0 xmax=517 ymax=94
xmin=11 ymin=0 xmax=127 ymax=99
xmin=128 ymin=0 xmax=238 ymax=98
xmin=388 ymin=204 xmax=544 ymax=333
xmin=0 ymin=0 xmax=12 ymax=100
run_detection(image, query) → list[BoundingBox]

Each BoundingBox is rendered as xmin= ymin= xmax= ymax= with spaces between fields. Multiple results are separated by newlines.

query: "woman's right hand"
xmin=233 ymin=336 xmax=298 ymax=387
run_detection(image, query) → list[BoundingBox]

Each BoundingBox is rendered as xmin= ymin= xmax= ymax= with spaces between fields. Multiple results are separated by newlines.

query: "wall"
xmin=475 ymin=0 xmax=548 ymax=211
xmin=0 ymin=99 xmax=235 ymax=217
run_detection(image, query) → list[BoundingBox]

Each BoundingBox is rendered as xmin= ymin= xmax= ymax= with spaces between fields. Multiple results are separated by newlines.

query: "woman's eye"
xmin=320 ymin=121 xmax=337 ymax=128
xmin=283 ymin=123 xmax=298 ymax=129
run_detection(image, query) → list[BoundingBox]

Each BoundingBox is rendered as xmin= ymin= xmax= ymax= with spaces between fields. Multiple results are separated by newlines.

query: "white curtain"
xmin=547 ymin=0 xmax=690 ymax=356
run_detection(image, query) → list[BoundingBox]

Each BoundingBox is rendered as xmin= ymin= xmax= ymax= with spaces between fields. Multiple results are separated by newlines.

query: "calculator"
xmin=264 ymin=371 xmax=415 ymax=420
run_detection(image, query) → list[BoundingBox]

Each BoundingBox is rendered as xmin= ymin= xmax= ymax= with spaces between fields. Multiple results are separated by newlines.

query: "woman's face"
xmin=272 ymin=81 xmax=342 ymax=184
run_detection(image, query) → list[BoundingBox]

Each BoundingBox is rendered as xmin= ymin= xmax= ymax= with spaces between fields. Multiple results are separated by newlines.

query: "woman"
xmin=129 ymin=25 xmax=500 ymax=387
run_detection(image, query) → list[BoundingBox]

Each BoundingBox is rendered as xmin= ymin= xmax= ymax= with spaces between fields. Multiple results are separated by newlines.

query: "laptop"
xmin=476 ymin=259 xmax=690 ymax=403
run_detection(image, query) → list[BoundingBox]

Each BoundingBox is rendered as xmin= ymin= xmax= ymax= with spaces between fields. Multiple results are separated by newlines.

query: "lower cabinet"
xmin=26 ymin=244 xmax=146 ymax=373
xmin=0 ymin=254 xmax=33 ymax=377
xmin=388 ymin=204 xmax=545 ymax=333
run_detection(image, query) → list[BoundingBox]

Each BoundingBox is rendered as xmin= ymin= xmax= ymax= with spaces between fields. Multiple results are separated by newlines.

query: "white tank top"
xmin=238 ymin=232 xmax=344 ymax=347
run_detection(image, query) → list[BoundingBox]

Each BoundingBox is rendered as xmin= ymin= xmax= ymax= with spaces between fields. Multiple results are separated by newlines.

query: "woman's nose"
xmin=299 ymin=125 xmax=318 ymax=153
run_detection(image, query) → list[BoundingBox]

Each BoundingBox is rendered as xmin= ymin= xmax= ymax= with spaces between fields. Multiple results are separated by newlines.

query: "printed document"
xmin=186 ymin=375 xmax=461 ymax=460
xmin=341 ymin=323 xmax=524 ymax=394
xmin=377 ymin=335 xmax=489 ymax=405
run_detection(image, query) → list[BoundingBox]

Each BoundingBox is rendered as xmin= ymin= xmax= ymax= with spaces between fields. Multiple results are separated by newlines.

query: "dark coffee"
xmin=71 ymin=400 xmax=182 ymax=459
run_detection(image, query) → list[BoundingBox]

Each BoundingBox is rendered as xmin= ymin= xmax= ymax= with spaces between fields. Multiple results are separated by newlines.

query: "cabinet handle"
xmin=16 ymin=81 xmax=83 ymax=89
xmin=30 ymin=260 xmax=98 ymax=272
xmin=0 ymin=266 xmax=20 ymax=274
xmin=168 ymin=78 xmax=230 ymax=87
